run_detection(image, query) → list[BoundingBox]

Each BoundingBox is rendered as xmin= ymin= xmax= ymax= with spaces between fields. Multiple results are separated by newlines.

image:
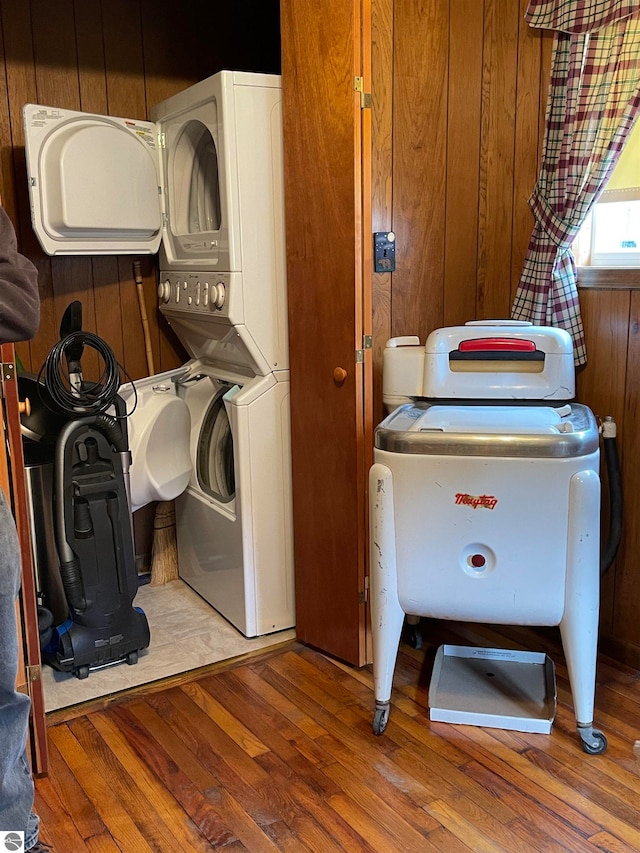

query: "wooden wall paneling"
xmin=52 ymin=258 xmax=101 ymax=379
xmin=140 ymin=0 xmax=202 ymax=104
xmin=102 ymin=0 xmax=147 ymax=119
xmin=1 ymin=0 xmax=55 ymax=376
xmin=509 ymin=1 xmax=544 ymax=305
xmin=0 ymin=5 xmax=17 ymax=224
xmin=74 ymin=0 xmax=108 ymax=113
xmin=31 ymin=2 xmax=102 ymax=378
xmin=477 ymin=0 xmax=519 ymax=320
xmin=31 ymin=0 xmax=79 ymax=108
xmin=139 ymin=0 xmax=200 ymax=377
xmin=391 ymin=0 xmax=448 ymax=342
xmin=92 ymin=256 xmax=127 ymax=374
xmin=0 ymin=1 xmax=28 ymax=382
xmin=116 ymin=256 xmax=150 ymax=382
xmin=601 ymin=290 xmax=640 ymax=661
xmin=281 ymin=0 xmax=368 ymax=665
xmin=577 ymin=288 xmax=630 ymax=640
xmin=371 ymin=0 xmax=393 ymax=427
xmin=443 ymin=0 xmax=484 ymax=327
xmin=538 ymin=30 xmax=554 ymax=154
xmin=101 ymin=1 xmax=151 ymax=382
xmin=74 ymin=0 xmax=129 ymax=380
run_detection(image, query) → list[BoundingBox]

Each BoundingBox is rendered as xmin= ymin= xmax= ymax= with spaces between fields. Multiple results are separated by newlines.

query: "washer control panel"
xmin=157 ymin=272 xmax=231 ymax=316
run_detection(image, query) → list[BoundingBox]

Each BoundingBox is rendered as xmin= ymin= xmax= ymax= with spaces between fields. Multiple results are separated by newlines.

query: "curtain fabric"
xmin=511 ymin=1 xmax=640 ymax=365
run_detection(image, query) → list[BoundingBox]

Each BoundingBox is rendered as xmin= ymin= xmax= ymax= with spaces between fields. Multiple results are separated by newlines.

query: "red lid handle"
xmin=458 ymin=337 xmax=536 ymax=353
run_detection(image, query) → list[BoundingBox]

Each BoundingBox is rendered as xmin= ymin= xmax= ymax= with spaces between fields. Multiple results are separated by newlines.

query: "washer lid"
xmin=375 ymin=402 xmax=599 ymax=458
xmin=23 ymin=104 xmax=164 ymax=255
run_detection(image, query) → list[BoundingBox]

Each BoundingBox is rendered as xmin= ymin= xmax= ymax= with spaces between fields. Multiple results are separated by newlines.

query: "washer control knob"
xmin=157 ymin=280 xmax=171 ymax=303
xmin=213 ymin=282 xmax=226 ymax=309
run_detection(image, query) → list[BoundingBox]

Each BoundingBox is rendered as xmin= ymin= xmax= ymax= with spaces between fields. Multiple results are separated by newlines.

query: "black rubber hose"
xmin=59 ymin=557 xmax=87 ymax=613
xmin=94 ymin=413 xmax=127 ymax=452
xmin=601 ymin=418 xmax=623 ymax=576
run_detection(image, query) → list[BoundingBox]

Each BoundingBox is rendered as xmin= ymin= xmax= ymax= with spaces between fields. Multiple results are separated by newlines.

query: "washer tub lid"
xmin=375 ymin=402 xmax=599 ymax=458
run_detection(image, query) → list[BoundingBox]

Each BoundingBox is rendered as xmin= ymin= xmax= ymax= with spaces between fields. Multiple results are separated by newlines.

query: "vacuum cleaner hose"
xmin=601 ymin=416 xmax=623 ymax=576
xmin=59 ymin=557 xmax=87 ymax=613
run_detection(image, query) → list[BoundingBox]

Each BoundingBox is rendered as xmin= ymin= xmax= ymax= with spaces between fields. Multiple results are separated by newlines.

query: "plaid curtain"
xmin=511 ymin=1 xmax=640 ymax=365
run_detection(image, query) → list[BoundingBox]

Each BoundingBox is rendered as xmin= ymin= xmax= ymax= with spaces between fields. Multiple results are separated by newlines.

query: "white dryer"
xmin=23 ymin=69 xmax=288 ymax=374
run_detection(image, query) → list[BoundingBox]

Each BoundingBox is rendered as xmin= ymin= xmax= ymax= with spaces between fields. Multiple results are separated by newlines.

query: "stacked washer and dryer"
xmin=23 ymin=71 xmax=294 ymax=639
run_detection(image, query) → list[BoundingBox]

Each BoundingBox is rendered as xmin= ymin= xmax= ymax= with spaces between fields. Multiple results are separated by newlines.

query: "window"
xmin=574 ymin=118 xmax=640 ymax=269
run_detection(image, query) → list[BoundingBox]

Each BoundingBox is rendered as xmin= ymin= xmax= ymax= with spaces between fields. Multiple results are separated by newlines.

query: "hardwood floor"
xmin=35 ymin=620 xmax=640 ymax=852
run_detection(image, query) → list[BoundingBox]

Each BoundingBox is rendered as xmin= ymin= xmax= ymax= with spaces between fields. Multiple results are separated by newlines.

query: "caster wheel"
xmin=76 ymin=665 xmax=90 ymax=680
xmin=581 ymin=729 xmax=607 ymax=754
xmin=406 ymin=626 xmax=422 ymax=650
xmin=372 ymin=704 xmax=390 ymax=736
xmin=126 ymin=651 xmax=138 ymax=666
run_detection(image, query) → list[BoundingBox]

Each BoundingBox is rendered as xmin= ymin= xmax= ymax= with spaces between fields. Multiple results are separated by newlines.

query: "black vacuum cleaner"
xmin=34 ymin=301 xmax=149 ymax=679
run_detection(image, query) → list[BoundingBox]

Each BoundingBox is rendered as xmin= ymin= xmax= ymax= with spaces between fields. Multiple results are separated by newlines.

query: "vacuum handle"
xmin=60 ymin=300 xmax=85 ymax=370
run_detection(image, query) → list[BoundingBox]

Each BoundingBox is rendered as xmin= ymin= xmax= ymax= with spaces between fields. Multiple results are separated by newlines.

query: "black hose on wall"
xmin=601 ymin=416 xmax=623 ymax=577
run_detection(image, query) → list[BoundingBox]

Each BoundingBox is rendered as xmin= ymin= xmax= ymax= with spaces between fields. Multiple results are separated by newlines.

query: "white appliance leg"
xmin=560 ymin=469 xmax=607 ymax=753
xmin=369 ymin=463 xmax=405 ymax=735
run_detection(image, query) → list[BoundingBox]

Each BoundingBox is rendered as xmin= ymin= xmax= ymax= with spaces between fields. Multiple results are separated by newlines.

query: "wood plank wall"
xmin=372 ymin=0 xmax=553 ymax=428
xmin=371 ymin=0 xmax=640 ymax=669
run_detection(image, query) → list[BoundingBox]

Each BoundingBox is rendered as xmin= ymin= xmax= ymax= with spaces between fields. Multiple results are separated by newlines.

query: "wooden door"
xmin=1 ymin=343 xmax=48 ymax=774
xmin=281 ymin=0 xmax=373 ymax=665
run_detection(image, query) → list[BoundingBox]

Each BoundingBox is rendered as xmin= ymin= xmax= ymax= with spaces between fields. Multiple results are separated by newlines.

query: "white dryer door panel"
xmin=23 ymin=105 xmax=163 ymax=256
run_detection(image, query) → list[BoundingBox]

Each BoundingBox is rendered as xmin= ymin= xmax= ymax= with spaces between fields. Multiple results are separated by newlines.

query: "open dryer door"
xmin=23 ymin=105 xmax=164 ymax=256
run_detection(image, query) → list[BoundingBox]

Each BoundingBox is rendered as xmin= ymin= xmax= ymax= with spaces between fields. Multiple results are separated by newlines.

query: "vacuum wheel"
xmin=126 ymin=651 xmax=138 ymax=666
xmin=76 ymin=665 xmax=90 ymax=680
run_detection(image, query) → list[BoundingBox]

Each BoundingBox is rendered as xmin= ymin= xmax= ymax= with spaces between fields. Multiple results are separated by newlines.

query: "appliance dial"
xmin=157 ymin=280 xmax=171 ymax=303
xmin=213 ymin=282 xmax=226 ymax=309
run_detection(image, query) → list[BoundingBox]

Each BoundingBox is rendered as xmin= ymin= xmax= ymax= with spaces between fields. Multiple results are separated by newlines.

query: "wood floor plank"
xmin=180 ymin=679 xmax=271 ymax=758
xmin=256 ymin=751 xmax=380 ymax=853
xmin=39 ymin=736 xmax=106 ymax=840
xmin=88 ymin=711 xmax=215 ymax=852
xmin=47 ymin=724 xmax=158 ymax=853
xmin=67 ymin=714 xmax=195 ymax=853
xmin=110 ymin=701 xmax=238 ymax=847
xmin=33 ymin=775 xmax=92 ymax=852
xmin=463 ymin=759 xmax=610 ymax=852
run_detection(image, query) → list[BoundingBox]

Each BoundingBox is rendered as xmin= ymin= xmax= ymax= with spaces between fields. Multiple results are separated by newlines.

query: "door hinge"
xmin=158 ymin=131 xmax=166 ymax=149
xmin=354 ymin=76 xmax=372 ymax=109
xmin=26 ymin=664 xmax=41 ymax=684
xmin=0 ymin=361 xmax=15 ymax=397
xmin=356 ymin=336 xmax=372 ymax=363
xmin=359 ymin=576 xmax=369 ymax=604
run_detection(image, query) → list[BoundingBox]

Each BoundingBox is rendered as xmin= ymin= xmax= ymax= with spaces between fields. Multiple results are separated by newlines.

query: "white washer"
xmin=120 ymin=357 xmax=294 ymax=638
